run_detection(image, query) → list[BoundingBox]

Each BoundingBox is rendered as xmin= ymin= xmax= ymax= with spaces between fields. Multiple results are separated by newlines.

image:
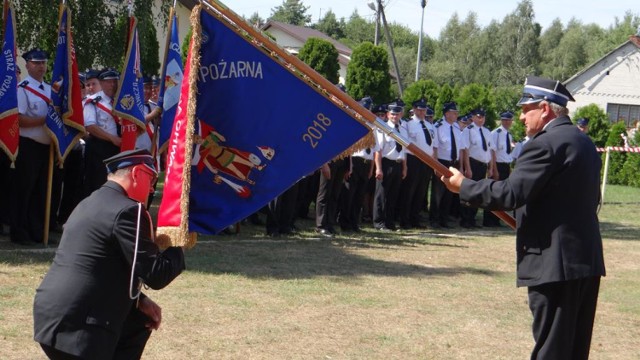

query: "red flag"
xmin=156 ymin=36 xmax=195 ymax=248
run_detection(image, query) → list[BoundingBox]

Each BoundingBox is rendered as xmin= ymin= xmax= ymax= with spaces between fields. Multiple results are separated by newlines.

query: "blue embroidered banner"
xmin=157 ymin=10 xmax=183 ymax=153
xmin=0 ymin=4 xmax=20 ymax=163
xmin=46 ymin=5 xmax=85 ymax=163
xmin=187 ymin=9 xmax=369 ymax=234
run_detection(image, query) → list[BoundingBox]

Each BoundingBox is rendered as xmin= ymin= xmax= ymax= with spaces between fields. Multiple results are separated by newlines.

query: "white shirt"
xmin=434 ymin=119 xmax=462 ymax=162
xmin=376 ymin=120 xmax=407 ymax=161
xmin=135 ymin=101 xmax=157 ymax=151
xmin=402 ymin=115 xmax=436 ymax=157
xmin=491 ymin=125 xmax=514 ymax=163
xmin=83 ymin=91 xmax=119 ymax=137
xmin=464 ymin=124 xmax=492 ymax=164
xmin=17 ymin=75 xmax=52 ymax=144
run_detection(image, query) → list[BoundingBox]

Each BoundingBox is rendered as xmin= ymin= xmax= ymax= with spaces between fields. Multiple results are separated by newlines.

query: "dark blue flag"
xmin=157 ymin=10 xmax=183 ymax=154
xmin=0 ymin=3 xmax=19 ymax=164
xmin=113 ymin=17 xmax=145 ymax=151
xmin=187 ymin=9 xmax=369 ymax=234
xmin=46 ymin=5 xmax=85 ymax=163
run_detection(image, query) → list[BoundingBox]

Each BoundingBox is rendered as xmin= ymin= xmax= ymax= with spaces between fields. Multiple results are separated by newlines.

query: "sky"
xmin=233 ymin=0 xmax=639 ymax=38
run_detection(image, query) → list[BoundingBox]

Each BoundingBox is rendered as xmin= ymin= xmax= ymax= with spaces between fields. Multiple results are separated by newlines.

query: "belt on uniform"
xmin=383 ymin=157 xmax=403 ymax=163
xmin=470 ymin=157 xmax=489 ymax=165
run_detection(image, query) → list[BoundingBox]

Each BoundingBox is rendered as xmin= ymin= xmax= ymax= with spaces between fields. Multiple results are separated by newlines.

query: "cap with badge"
xmin=78 ymin=72 xmax=86 ymax=86
xmin=372 ymin=104 xmax=387 ymax=114
xmin=412 ymin=98 xmax=428 ymax=110
xmin=98 ymin=68 xmax=120 ymax=81
xmin=443 ymin=101 xmax=458 ymax=113
xmin=104 ymin=149 xmax=157 ymax=175
xmin=85 ymin=68 xmax=100 ymax=80
xmin=517 ymin=75 xmax=575 ymax=107
xmin=500 ymin=111 xmax=514 ymax=120
xmin=359 ymin=96 xmax=373 ymax=110
xmin=23 ymin=48 xmax=48 ymax=62
xmin=471 ymin=108 xmax=486 ymax=117
xmin=576 ymin=118 xmax=589 ymax=127
xmin=426 ymin=106 xmax=435 ymax=117
xmin=387 ymin=99 xmax=404 ymax=114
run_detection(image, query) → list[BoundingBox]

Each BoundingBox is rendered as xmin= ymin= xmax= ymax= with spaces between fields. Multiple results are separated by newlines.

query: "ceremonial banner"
xmin=113 ymin=17 xmax=145 ymax=152
xmin=157 ymin=5 xmax=369 ymax=247
xmin=0 ymin=3 xmax=19 ymax=164
xmin=45 ymin=4 xmax=85 ymax=164
xmin=157 ymin=8 xmax=183 ymax=154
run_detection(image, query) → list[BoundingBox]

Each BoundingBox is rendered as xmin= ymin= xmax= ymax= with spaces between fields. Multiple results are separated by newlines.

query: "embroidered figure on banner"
xmin=194 ymin=120 xmax=275 ymax=198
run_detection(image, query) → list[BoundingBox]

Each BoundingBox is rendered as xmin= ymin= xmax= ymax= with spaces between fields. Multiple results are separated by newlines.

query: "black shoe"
xmin=375 ymin=226 xmax=391 ymax=232
xmin=315 ymin=228 xmax=334 ymax=237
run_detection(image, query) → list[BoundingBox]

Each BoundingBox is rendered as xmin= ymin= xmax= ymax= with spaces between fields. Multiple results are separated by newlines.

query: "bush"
xmin=573 ymin=104 xmax=610 ymax=147
xmin=603 ymin=122 xmax=628 ymax=185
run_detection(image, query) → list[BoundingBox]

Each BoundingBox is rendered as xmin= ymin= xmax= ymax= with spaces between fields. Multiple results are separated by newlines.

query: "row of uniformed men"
xmin=2 ymin=48 xmax=160 ymax=245
xmin=260 ymin=97 xmax=521 ymax=237
xmin=359 ymin=99 xmax=520 ymax=231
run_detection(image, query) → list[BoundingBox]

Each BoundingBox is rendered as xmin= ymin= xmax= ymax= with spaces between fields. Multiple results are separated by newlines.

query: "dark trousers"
xmin=316 ymin=160 xmax=346 ymax=230
xmin=430 ymin=159 xmax=455 ymax=226
xmin=83 ymin=137 xmax=119 ymax=198
xmin=483 ymin=161 xmax=511 ymax=226
xmin=40 ymin=305 xmax=152 ymax=360
xmin=373 ymin=158 xmax=402 ymax=229
xmin=0 ymin=151 xmax=11 ymax=227
xmin=57 ymin=145 xmax=84 ymax=224
xmin=9 ymin=137 xmax=49 ymax=243
xmin=266 ymin=182 xmax=299 ymax=235
xmin=295 ymin=171 xmax=319 ymax=219
xmin=460 ymin=158 xmax=488 ymax=226
xmin=528 ymin=277 xmax=601 ymax=360
xmin=339 ymin=156 xmax=371 ymax=231
xmin=399 ymin=154 xmax=432 ymax=228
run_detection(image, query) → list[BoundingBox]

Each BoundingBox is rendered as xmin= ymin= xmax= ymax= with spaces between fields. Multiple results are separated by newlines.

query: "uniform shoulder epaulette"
xmin=18 ymin=80 xmax=29 ymax=88
xmin=92 ymin=95 xmax=102 ymax=104
xmin=467 ymin=124 xmax=475 ymax=129
xmin=435 ymin=122 xmax=443 ymax=128
xmin=496 ymin=128 xmax=502 ymax=133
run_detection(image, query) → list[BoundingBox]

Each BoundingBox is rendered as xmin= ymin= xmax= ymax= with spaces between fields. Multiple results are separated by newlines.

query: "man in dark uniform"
xmin=34 ymin=149 xmax=186 ymax=360
xmin=442 ymin=76 xmax=605 ymax=359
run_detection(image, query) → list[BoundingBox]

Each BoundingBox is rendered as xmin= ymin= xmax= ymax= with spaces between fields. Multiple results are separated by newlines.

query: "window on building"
xmin=607 ymin=103 xmax=640 ymax=128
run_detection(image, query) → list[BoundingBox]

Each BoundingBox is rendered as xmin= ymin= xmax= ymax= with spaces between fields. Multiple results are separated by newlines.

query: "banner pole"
xmin=44 ymin=144 xmax=54 ymax=246
xmin=200 ymin=0 xmax=517 ymax=229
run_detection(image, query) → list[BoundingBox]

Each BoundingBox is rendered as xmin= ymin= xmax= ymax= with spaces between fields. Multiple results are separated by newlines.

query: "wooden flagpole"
xmin=199 ymin=0 xmax=517 ymax=229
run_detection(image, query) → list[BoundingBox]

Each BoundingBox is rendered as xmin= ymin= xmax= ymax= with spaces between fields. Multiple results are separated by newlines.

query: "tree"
xmin=247 ymin=12 xmax=265 ymax=28
xmin=434 ymin=83 xmax=454 ymax=119
xmin=345 ymin=42 xmax=391 ymax=104
xmin=269 ymin=0 xmax=312 ymax=26
xmin=298 ymin=38 xmax=340 ymax=84
xmin=573 ymin=104 xmax=610 ymax=147
xmin=496 ymin=0 xmax=541 ymax=85
xmin=313 ymin=10 xmax=344 ymax=39
xmin=341 ymin=10 xmax=376 ymax=48
xmin=402 ymin=80 xmax=439 ymax=110
xmin=604 ymin=121 xmax=628 ymax=185
xmin=14 ymin=0 xmax=170 ymax=73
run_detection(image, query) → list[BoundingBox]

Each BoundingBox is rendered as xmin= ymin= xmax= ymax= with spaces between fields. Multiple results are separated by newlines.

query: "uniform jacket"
xmin=34 ymin=181 xmax=185 ymax=359
xmin=460 ymin=116 xmax=605 ymax=287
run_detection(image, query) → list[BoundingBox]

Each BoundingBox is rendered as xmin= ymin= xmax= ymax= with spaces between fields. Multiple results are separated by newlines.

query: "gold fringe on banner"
xmin=155 ymin=5 xmax=202 ymax=249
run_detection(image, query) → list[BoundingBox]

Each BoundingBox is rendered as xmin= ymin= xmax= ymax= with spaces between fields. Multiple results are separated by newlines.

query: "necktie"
xmin=365 ymin=148 xmax=371 ymax=154
xmin=450 ymin=125 xmax=457 ymax=162
xmin=420 ymin=120 xmax=432 ymax=146
xmin=506 ymin=132 xmax=512 ymax=154
xmin=38 ymin=84 xmax=44 ymax=90
xmin=394 ymin=125 xmax=402 ymax=153
xmin=479 ymin=127 xmax=487 ymax=151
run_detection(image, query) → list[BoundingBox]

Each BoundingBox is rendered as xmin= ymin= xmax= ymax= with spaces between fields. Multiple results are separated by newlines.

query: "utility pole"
xmin=378 ymin=0 xmax=403 ymax=96
xmin=368 ymin=2 xmax=380 ymax=45
xmin=415 ymin=0 xmax=427 ymax=82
